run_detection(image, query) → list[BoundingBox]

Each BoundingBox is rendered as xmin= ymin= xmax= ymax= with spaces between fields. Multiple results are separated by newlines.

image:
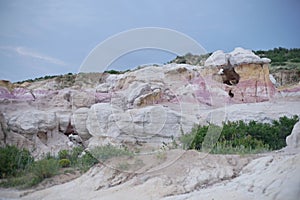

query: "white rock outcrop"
xmin=86 ymin=103 xmax=184 ymax=146
xmin=8 ymin=110 xmax=57 ymax=134
xmin=204 ymin=47 xmax=271 ymax=67
xmin=72 ymin=108 xmax=91 ymax=140
xmin=286 ymin=121 xmax=300 ymax=149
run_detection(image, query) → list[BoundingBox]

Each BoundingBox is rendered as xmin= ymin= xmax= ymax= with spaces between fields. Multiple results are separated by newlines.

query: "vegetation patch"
xmin=0 ymin=146 xmax=98 ymax=189
xmin=90 ymin=144 xmax=133 ymax=162
xmin=0 ymin=146 xmax=33 ymax=178
xmin=253 ymin=47 xmax=300 ymax=73
xmin=180 ymin=115 xmax=299 ymax=154
xmin=59 ymin=159 xmax=71 ymax=168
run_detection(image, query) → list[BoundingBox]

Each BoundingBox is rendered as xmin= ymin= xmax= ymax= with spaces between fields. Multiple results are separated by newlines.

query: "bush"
xmin=181 ymin=115 xmax=299 ymax=154
xmin=69 ymin=146 xmax=84 ymax=165
xmin=77 ymin=152 xmax=98 ymax=172
xmin=59 ymin=147 xmax=98 ymax=172
xmin=0 ymin=146 xmax=34 ymax=178
xmin=179 ymin=127 xmax=197 ymax=150
xmin=59 ymin=159 xmax=71 ymax=168
xmin=58 ymin=149 xmax=69 ymax=160
xmin=31 ymin=158 xmax=60 ymax=180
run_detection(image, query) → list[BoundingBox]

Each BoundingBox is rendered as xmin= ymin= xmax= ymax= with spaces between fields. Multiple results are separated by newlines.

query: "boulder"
xmin=72 ymin=108 xmax=91 ymax=140
xmin=56 ymin=112 xmax=71 ymax=133
xmin=204 ymin=50 xmax=227 ymax=66
xmin=86 ymin=103 xmax=119 ymax=138
xmin=228 ymin=47 xmax=270 ymax=65
xmin=286 ymin=121 xmax=300 ymax=149
xmin=8 ymin=110 xmax=57 ymax=135
xmin=204 ymin=47 xmax=271 ymax=67
xmin=86 ymin=103 xmax=185 ymax=146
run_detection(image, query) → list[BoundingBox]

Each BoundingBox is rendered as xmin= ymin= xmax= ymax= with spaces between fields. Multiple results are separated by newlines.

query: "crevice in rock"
xmin=218 ymin=60 xmax=240 ymax=86
xmin=37 ymin=131 xmax=48 ymax=144
xmin=228 ymin=90 xmax=234 ymax=98
xmin=64 ymin=121 xmax=76 ymax=136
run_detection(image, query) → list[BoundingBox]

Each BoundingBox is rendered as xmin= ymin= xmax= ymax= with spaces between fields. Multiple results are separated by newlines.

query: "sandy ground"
xmin=1 ymin=148 xmax=299 ymax=200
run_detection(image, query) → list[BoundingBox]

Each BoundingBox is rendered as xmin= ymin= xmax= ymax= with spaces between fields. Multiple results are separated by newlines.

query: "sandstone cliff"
xmin=0 ymin=47 xmax=298 ymax=157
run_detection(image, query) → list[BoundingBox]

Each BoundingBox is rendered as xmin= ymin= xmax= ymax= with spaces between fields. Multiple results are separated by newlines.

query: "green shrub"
xmin=0 ymin=146 xmax=34 ymax=178
xmin=59 ymin=159 xmax=71 ymax=168
xmin=69 ymin=146 xmax=84 ymax=165
xmin=58 ymin=147 xmax=98 ymax=172
xmin=78 ymin=152 xmax=98 ymax=169
xmin=31 ymin=158 xmax=60 ymax=180
xmin=181 ymin=115 xmax=299 ymax=154
xmin=179 ymin=127 xmax=197 ymax=150
xmin=58 ymin=149 xmax=69 ymax=160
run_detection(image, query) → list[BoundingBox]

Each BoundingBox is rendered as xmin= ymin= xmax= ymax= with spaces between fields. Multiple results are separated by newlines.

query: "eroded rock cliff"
xmin=0 ymin=47 xmax=298 ymax=157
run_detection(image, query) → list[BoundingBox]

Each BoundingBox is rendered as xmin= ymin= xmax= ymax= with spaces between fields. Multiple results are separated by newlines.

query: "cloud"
xmin=0 ymin=46 xmax=67 ymax=66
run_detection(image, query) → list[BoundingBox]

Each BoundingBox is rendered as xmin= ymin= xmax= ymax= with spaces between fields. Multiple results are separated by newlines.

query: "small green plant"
xmin=58 ymin=149 xmax=70 ymax=160
xmin=59 ymin=159 xmax=71 ymax=168
xmin=76 ymin=151 xmax=98 ymax=172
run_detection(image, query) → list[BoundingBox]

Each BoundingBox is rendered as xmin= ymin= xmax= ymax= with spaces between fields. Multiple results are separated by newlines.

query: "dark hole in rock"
xmin=219 ymin=60 xmax=240 ymax=86
xmin=63 ymin=92 xmax=71 ymax=102
xmin=64 ymin=121 xmax=76 ymax=136
xmin=37 ymin=132 xmax=47 ymax=144
xmin=228 ymin=90 xmax=234 ymax=98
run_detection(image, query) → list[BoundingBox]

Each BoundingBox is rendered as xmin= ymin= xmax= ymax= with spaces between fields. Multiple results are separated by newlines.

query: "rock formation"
xmin=286 ymin=121 xmax=300 ymax=149
xmin=0 ymin=47 xmax=298 ymax=157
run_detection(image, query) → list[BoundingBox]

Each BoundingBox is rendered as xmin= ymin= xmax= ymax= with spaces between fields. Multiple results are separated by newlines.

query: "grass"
xmin=90 ymin=144 xmax=133 ymax=162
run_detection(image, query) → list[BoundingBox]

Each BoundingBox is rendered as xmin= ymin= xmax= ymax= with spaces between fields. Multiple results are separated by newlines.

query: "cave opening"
xmin=218 ymin=59 xmax=240 ymax=86
xmin=228 ymin=90 xmax=234 ymax=98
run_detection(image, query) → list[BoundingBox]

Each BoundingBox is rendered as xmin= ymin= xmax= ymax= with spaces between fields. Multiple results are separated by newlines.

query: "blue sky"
xmin=0 ymin=0 xmax=299 ymax=82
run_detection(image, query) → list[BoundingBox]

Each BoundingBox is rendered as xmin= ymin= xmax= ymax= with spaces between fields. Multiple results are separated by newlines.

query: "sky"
xmin=0 ymin=0 xmax=299 ymax=82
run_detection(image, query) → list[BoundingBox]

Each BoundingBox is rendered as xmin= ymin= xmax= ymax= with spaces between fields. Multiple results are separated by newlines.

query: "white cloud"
xmin=0 ymin=46 xmax=67 ymax=66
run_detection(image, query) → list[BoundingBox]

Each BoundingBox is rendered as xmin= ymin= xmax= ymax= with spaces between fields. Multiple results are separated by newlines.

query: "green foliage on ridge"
xmin=181 ymin=115 xmax=299 ymax=154
xmin=253 ymin=47 xmax=300 ymax=72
